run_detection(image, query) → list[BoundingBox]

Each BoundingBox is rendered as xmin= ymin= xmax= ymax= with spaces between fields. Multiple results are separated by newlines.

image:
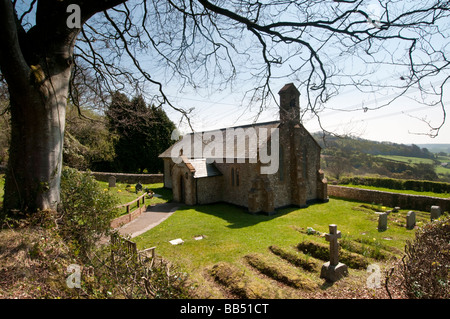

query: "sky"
xmin=162 ymin=77 xmax=450 ymax=146
xmin=148 ymin=1 xmax=450 ymax=146
xmin=14 ymin=0 xmax=446 ymax=146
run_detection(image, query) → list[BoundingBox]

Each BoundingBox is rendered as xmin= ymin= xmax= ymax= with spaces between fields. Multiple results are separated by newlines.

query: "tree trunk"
xmin=0 ymin=0 xmax=127 ymax=214
xmin=3 ymin=63 xmax=69 ymax=213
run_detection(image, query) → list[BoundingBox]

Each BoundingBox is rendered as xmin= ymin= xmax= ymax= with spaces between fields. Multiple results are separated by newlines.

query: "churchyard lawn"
xmin=133 ymin=198 xmax=429 ymax=298
xmin=97 ymin=181 xmax=172 ymax=216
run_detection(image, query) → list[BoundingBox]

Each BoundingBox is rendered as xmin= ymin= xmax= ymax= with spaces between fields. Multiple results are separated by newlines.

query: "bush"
xmin=86 ymin=239 xmax=193 ymax=299
xmin=59 ymin=167 xmax=119 ymax=258
xmin=401 ymin=216 xmax=450 ymax=299
xmin=340 ymin=176 xmax=450 ymax=194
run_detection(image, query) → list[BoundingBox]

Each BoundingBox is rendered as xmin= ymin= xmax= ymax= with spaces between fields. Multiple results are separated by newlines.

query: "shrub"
xmin=59 ymin=167 xmax=119 ymax=258
xmin=401 ymin=216 xmax=450 ymax=299
xmin=90 ymin=239 xmax=192 ymax=299
xmin=339 ymin=176 xmax=450 ymax=194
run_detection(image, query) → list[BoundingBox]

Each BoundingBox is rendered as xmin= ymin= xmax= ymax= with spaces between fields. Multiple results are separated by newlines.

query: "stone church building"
xmin=159 ymin=83 xmax=328 ymax=214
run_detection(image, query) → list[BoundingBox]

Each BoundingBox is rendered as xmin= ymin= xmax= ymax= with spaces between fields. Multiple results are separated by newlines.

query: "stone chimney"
xmin=278 ymin=83 xmax=300 ymax=124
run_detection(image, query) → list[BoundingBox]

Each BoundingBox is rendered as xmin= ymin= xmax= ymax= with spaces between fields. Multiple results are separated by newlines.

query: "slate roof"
xmin=159 ymin=120 xmax=280 ymax=159
xmin=189 ymin=158 xmax=222 ymax=178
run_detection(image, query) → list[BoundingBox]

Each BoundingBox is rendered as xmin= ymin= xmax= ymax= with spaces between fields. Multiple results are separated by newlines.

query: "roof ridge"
xmin=186 ymin=120 xmax=280 ymax=135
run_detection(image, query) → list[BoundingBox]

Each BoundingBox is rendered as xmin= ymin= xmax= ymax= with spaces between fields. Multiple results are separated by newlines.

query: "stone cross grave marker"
xmin=326 ymin=224 xmax=340 ymax=266
xmin=430 ymin=205 xmax=441 ymax=221
xmin=378 ymin=212 xmax=388 ymax=231
xmin=406 ymin=211 xmax=416 ymax=230
xmin=108 ymin=175 xmax=116 ymax=188
xmin=320 ymin=224 xmax=348 ymax=282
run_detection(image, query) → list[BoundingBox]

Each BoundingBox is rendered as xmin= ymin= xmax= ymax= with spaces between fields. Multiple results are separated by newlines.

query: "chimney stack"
xmin=278 ymin=83 xmax=300 ymax=124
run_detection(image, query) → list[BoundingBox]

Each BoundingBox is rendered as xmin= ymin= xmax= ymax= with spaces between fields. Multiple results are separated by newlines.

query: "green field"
xmin=134 ymin=198 xmax=425 ymax=298
xmin=376 ymin=154 xmax=450 ymax=176
xmin=375 ymin=154 xmax=435 ymax=164
xmin=436 ymin=155 xmax=450 ymax=175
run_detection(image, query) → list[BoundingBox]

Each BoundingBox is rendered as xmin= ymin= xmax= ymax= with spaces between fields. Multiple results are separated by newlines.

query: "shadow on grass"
xmin=320 ymin=280 xmax=335 ymax=290
xmin=149 ymin=186 xmax=173 ymax=202
xmin=191 ymin=202 xmax=319 ymax=229
xmin=151 ymin=186 xmax=330 ymax=229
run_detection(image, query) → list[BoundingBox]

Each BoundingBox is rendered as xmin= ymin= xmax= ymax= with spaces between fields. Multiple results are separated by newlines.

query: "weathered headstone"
xmin=406 ymin=211 xmax=416 ymax=230
xmin=430 ymin=205 xmax=441 ymax=221
xmin=320 ymin=224 xmax=348 ymax=282
xmin=135 ymin=182 xmax=143 ymax=194
xmin=108 ymin=175 xmax=116 ymax=188
xmin=378 ymin=212 xmax=388 ymax=231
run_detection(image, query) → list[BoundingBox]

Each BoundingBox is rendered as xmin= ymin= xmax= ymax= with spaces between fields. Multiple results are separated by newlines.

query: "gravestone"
xmin=135 ymin=182 xmax=143 ymax=194
xmin=320 ymin=224 xmax=348 ymax=282
xmin=406 ymin=211 xmax=416 ymax=230
xmin=108 ymin=175 xmax=116 ymax=188
xmin=169 ymin=238 xmax=184 ymax=245
xmin=378 ymin=212 xmax=388 ymax=231
xmin=430 ymin=205 xmax=441 ymax=221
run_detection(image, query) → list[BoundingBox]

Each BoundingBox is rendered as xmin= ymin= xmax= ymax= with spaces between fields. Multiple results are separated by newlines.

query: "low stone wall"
xmin=89 ymin=171 xmax=163 ymax=184
xmin=111 ymin=205 xmax=147 ymax=229
xmin=328 ymin=185 xmax=450 ymax=212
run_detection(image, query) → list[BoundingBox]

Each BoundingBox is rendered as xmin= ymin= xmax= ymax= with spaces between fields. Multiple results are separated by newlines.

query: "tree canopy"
xmin=106 ymin=92 xmax=176 ymax=173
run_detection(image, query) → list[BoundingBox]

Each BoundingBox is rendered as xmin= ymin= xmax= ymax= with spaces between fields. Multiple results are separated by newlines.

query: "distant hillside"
xmin=312 ymin=133 xmax=435 ymax=159
xmin=417 ymin=144 xmax=450 ymax=154
xmin=312 ymin=132 xmax=449 ymax=182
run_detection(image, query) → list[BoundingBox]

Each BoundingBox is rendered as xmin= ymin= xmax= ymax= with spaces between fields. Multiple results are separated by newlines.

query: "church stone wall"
xmin=214 ymin=161 xmax=259 ymax=208
xmin=159 ymin=83 xmax=328 ymax=213
xmin=197 ymin=176 xmax=224 ymax=204
xmin=171 ymin=163 xmax=196 ymax=205
xmin=300 ymin=129 xmax=322 ymax=202
xmin=163 ymin=159 xmax=173 ymax=189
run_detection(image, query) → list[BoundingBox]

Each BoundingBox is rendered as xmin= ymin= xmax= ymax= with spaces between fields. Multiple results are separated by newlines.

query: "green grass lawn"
xmin=96 ymin=181 xmax=172 ymax=216
xmin=133 ymin=198 xmax=424 ymax=298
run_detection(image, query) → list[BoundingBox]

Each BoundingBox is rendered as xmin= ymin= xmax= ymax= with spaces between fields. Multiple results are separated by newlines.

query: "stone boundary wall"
xmin=328 ymin=185 xmax=450 ymax=212
xmin=88 ymin=171 xmax=163 ymax=184
xmin=110 ymin=205 xmax=147 ymax=229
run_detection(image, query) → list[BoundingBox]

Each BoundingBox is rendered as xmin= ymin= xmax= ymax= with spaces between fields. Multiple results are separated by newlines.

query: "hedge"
xmin=339 ymin=176 xmax=450 ymax=194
